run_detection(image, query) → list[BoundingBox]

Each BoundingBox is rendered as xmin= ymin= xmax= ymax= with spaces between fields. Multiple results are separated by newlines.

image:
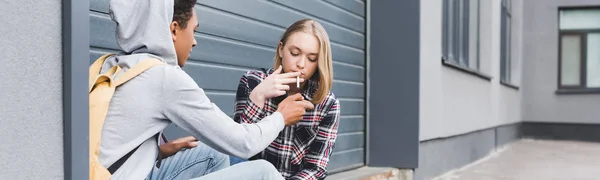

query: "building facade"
xmin=1 ymin=0 xmax=599 ymax=179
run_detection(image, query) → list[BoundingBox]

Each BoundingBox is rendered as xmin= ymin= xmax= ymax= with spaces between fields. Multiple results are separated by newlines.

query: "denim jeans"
xmin=229 ymin=156 xmax=248 ymax=166
xmin=146 ymin=142 xmax=283 ymax=180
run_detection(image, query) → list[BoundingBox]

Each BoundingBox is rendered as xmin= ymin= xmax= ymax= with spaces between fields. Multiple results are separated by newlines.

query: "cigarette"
xmin=296 ymin=76 xmax=300 ymax=88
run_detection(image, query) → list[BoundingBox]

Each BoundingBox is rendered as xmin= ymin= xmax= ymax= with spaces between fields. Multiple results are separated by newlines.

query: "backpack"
xmin=88 ymin=54 xmax=164 ymax=180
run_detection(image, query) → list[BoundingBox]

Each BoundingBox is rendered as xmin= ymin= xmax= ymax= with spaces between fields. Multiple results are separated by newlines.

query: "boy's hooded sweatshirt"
xmin=99 ymin=1 xmax=284 ymax=179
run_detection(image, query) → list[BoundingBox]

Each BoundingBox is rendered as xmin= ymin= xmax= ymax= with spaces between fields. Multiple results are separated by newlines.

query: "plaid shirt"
xmin=233 ymin=68 xmax=341 ymax=180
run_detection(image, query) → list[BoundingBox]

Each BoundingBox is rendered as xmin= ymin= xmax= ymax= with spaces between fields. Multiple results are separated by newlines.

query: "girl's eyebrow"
xmin=289 ymin=45 xmax=301 ymax=52
xmin=289 ymin=45 xmax=318 ymax=55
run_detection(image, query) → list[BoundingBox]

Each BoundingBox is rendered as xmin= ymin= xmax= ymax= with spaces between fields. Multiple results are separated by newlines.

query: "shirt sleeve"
xmin=160 ymin=68 xmax=283 ymax=159
xmin=233 ymin=71 xmax=268 ymax=124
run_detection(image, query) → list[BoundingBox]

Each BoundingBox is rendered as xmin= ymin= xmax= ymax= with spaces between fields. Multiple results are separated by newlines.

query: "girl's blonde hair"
xmin=274 ymin=19 xmax=333 ymax=104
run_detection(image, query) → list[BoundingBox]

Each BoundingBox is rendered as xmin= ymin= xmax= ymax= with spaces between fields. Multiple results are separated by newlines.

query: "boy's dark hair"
xmin=173 ymin=0 xmax=197 ymax=29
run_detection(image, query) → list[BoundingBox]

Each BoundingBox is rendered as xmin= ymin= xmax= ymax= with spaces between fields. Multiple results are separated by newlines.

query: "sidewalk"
xmin=434 ymin=139 xmax=600 ymax=180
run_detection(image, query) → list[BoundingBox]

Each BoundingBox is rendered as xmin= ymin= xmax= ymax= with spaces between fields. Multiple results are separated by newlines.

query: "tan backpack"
xmin=88 ymin=54 xmax=163 ymax=180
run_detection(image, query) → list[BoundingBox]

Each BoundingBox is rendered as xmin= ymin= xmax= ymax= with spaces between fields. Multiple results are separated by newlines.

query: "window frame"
xmin=558 ymin=32 xmax=586 ymax=89
xmin=500 ymin=0 xmax=512 ymax=84
xmin=442 ymin=0 xmax=490 ymax=80
xmin=557 ymin=7 xmax=600 ymax=91
xmin=442 ymin=0 xmax=491 ymax=75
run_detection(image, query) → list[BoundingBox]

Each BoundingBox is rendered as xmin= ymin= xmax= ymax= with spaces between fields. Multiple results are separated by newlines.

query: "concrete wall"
xmin=522 ymin=0 xmax=600 ymax=124
xmin=420 ymin=0 xmax=523 ymax=141
xmin=0 ymin=0 xmax=64 ymax=179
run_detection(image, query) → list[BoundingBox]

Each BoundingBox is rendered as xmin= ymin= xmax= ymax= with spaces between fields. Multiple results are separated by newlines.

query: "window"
xmin=442 ymin=0 xmax=480 ymax=71
xmin=558 ymin=8 xmax=600 ymax=89
xmin=500 ymin=0 xmax=512 ymax=83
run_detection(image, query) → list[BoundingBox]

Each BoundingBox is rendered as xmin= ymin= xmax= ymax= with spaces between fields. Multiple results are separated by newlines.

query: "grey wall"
xmin=417 ymin=0 xmax=525 ymax=177
xmin=416 ymin=128 xmax=496 ymax=180
xmin=89 ymin=0 xmax=366 ymax=173
xmin=415 ymin=123 xmax=521 ymax=180
xmin=522 ymin=0 xmax=600 ymax=124
xmin=368 ymin=0 xmax=420 ymax=168
xmin=0 ymin=0 xmax=64 ymax=179
xmin=420 ymin=0 xmax=523 ymax=141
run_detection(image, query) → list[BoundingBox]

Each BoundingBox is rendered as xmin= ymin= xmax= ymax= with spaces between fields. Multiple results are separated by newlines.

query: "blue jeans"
xmin=146 ymin=142 xmax=283 ymax=180
xmin=229 ymin=156 xmax=248 ymax=166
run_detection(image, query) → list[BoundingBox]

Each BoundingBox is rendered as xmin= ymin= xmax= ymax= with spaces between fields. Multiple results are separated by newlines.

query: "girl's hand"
xmin=250 ymin=66 xmax=303 ymax=108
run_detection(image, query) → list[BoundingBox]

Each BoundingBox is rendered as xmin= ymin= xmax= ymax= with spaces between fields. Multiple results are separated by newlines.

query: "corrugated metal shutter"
xmin=89 ymin=0 xmax=365 ymax=173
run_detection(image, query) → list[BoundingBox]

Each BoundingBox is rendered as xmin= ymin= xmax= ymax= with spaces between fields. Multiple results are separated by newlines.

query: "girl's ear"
xmin=278 ymin=42 xmax=284 ymax=59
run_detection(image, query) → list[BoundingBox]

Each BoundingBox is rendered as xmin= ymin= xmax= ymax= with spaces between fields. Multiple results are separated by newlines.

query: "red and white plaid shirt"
xmin=233 ymin=68 xmax=341 ymax=180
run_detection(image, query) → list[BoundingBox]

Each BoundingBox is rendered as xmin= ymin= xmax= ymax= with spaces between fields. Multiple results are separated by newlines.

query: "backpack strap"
xmin=114 ymin=59 xmax=164 ymax=86
xmin=89 ymin=54 xmax=115 ymax=85
xmin=101 ymin=58 xmax=164 ymax=174
xmin=107 ymin=146 xmax=140 ymax=174
xmin=89 ymin=65 xmax=122 ymax=93
xmin=107 ymin=134 xmax=161 ymax=174
xmin=89 ymin=54 xmax=163 ymax=88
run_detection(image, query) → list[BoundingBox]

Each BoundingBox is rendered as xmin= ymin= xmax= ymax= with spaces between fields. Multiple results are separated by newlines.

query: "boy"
xmin=98 ymin=0 xmax=313 ymax=179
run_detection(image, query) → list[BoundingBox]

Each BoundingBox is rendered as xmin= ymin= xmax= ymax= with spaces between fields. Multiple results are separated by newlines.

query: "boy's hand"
xmin=159 ymin=136 xmax=198 ymax=159
xmin=276 ymin=93 xmax=314 ymax=126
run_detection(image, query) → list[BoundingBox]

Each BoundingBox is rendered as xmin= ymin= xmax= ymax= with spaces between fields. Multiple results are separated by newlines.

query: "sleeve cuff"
xmin=244 ymin=99 xmax=265 ymax=119
xmin=269 ymin=112 xmax=285 ymax=131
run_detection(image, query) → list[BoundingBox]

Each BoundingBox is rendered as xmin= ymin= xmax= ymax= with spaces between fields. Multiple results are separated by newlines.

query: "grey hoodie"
xmin=98 ymin=1 xmax=284 ymax=179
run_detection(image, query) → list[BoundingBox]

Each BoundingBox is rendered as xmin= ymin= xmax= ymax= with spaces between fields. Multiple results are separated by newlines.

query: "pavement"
xmin=433 ymin=139 xmax=600 ymax=180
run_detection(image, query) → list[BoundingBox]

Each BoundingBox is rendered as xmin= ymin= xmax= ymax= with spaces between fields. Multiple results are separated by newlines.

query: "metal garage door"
xmin=89 ymin=0 xmax=365 ymax=173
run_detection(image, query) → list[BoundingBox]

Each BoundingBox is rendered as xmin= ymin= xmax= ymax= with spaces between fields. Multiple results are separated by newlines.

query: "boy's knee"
xmin=252 ymin=160 xmax=280 ymax=177
xmin=212 ymin=150 xmax=229 ymax=167
xmin=252 ymin=159 xmax=273 ymax=169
